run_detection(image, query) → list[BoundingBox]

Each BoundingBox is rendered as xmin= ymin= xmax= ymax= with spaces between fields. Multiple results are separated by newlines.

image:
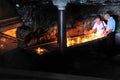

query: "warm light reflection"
xmin=77 ymin=37 xmax=81 ymax=44
xmin=35 ymin=47 xmax=47 ymax=55
xmin=0 ymin=44 xmax=5 ymax=49
xmin=67 ymin=31 xmax=105 ymax=47
xmin=0 ymin=38 xmax=6 ymax=49
xmin=0 ymin=38 xmax=6 ymax=42
xmin=3 ymin=28 xmax=17 ymax=38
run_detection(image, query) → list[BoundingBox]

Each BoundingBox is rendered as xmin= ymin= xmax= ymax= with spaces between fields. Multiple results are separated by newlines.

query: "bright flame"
xmin=67 ymin=38 xmax=71 ymax=47
xmin=71 ymin=40 xmax=75 ymax=45
xmin=77 ymin=37 xmax=81 ymax=44
xmin=3 ymin=28 xmax=17 ymax=38
xmin=35 ymin=47 xmax=47 ymax=55
xmin=67 ymin=31 xmax=105 ymax=47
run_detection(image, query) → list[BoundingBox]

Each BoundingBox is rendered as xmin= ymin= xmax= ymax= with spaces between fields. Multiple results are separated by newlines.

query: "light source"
xmin=52 ymin=0 xmax=69 ymax=10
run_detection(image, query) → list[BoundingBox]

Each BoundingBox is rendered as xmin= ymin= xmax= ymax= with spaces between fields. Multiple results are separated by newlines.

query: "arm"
xmin=104 ymin=19 xmax=115 ymax=36
xmin=91 ymin=23 xmax=97 ymax=33
xmin=105 ymin=29 xmax=112 ymax=36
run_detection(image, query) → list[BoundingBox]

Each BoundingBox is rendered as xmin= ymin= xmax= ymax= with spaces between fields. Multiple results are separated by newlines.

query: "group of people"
xmin=92 ymin=13 xmax=116 ymax=37
xmin=91 ymin=13 xmax=116 ymax=49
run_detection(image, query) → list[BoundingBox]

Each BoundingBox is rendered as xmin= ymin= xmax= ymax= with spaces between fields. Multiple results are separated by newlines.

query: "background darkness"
xmin=0 ymin=0 xmax=120 ymax=79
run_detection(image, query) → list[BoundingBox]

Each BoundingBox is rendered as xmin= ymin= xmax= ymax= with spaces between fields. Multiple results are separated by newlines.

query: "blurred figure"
xmin=103 ymin=13 xmax=116 ymax=36
xmin=92 ymin=15 xmax=106 ymax=35
xmin=103 ymin=13 xmax=116 ymax=51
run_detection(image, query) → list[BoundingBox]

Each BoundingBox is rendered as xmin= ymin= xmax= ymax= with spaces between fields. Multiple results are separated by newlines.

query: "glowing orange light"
xmin=0 ymin=38 xmax=6 ymax=42
xmin=3 ymin=28 xmax=17 ymax=38
xmin=0 ymin=44 xmax=5 ymax=49
xmin=67 ymin=31 xmax=105 ymax=47
xmin=77 ymin=37 xmax=81 ymax=44
xmin=71 ymin=40 xmax=75 ymax=45
xmin=35 ymin=47 xmax=47 ymax=55
xmin=67 ymin=38 xmax=71 ymax=47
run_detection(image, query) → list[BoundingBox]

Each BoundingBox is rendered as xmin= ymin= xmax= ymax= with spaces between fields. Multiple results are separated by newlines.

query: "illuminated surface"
xmin=0 ymin=38 xmax=6 ymax=49
xmin=0 ymin=36 xmax=17 ymax=54
xmin=0 ymin=44 xmax=5 ymax=49
xmin=67 ymin=30 xmax=105 ymax=47
xmin=35 ymin=47 xmax=47 ymax=55
xmin=3 ymin=28 xmax=17 ymax=38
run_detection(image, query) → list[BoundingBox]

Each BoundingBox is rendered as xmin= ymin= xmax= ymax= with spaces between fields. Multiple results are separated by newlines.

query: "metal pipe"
xmin=58 ymin=10 xmax=67 ymax=52
xmin=52 ymin=0 xmax=68 ymax=53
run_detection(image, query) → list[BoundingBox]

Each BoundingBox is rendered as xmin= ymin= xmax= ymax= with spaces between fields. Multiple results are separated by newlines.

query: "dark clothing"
xmin=107 ymin=32 xmax=115 ymax=47
xmin=106 ymin=32 xmax=115 ymax=56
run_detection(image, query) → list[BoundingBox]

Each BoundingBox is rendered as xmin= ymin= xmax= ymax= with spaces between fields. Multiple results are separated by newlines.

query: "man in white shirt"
xmin=92 ymin=15 xmax=106 ymax=36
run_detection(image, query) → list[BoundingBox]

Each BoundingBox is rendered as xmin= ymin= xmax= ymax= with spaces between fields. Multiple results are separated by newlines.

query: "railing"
xmin=0 ymin=32 xmax=23 ymax=42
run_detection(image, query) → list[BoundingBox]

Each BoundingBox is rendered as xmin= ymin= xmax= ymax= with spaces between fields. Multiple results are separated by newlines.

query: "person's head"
xmin=95 ymin=15 xmax=102 ymax=24
xmin=103 ymin=13 xmax=110 ymax=21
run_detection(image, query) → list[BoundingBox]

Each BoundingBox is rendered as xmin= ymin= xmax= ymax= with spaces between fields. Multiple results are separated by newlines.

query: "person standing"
xmin=103 ymin=13 xmax=116 ymax=54
xmin=103 ymin=13 xmax=116 ymax=36
xmin=92 ymin=15 xmax=106 ymax=36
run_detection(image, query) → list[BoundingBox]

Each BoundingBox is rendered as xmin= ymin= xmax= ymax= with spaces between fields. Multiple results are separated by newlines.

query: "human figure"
xmin=103 ymin=13 xmax=116 ymax=54
xmin=103 ymin=13 xmax=116 ymax=36
xmin=92 ymin=15 xmax=106 ymax=36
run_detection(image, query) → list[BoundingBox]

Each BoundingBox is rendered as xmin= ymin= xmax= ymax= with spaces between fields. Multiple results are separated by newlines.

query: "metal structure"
xmin=52 ymin=0 xmax=69 ymax=52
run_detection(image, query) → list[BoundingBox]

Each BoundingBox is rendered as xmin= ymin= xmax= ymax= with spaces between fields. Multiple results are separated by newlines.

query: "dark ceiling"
xmin=12 ymin=0 xmax=120 ymax=6
xmin=12 ymin=0 xmax=53 ymax=6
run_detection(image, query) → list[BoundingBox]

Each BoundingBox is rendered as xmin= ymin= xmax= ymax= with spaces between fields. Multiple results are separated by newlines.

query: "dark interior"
xmin=0 ymin=0 xmax=120 ymax=80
